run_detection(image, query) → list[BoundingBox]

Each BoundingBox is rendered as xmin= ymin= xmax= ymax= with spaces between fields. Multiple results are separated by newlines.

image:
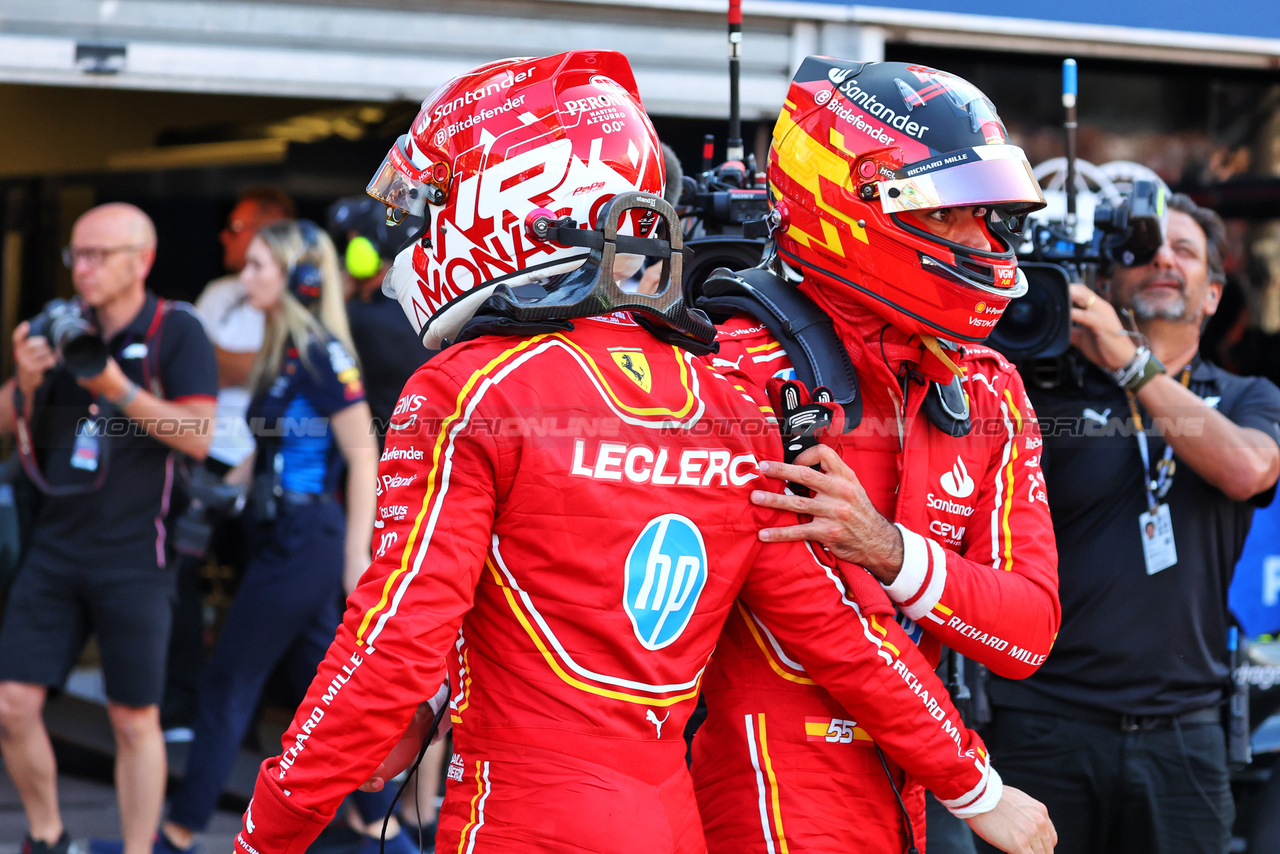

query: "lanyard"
xmin=1125 ymin=366 xmax=1191 ymax=512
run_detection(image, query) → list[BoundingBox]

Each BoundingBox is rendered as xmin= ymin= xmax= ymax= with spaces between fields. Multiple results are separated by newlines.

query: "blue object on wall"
xmin=1231 ymin=500 xmax=1280 ymax=638
xmin=770 ymin=1 xmax=1280 ymax=41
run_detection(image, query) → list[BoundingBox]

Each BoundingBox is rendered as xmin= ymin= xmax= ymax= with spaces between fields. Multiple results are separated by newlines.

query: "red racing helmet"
xmin=368 ymin=51 xmax=666 ymax=347
xmin=767 ymin=57 xmax=1046 ymax=342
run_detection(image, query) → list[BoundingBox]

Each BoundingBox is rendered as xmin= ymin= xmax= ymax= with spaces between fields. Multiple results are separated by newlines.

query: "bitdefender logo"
xmin=826 ymin=68 xmax=930 ymax=139
xmin=940 ymin=456 xmax=975 ymax=499
xmin=381 ymin=446 xmax=425 ymax=462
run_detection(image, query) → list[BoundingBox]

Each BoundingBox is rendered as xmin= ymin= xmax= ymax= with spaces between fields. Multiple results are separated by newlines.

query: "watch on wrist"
xmin=1115 ymin=348 xmax=1165 ymax=392
xmin=1112 ymin=346 xmax=1158 ymax=390
xmin=1127 ymin=352 xmax=1166 ymax=391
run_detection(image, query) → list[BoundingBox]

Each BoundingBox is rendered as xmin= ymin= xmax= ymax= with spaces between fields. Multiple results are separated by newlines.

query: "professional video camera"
xmin=27 ymin=299 xmax=108 ymax=379
xmin=674 ymin=0 xmax=772 ymax=299
xmin=678 ymin=143 xmax=770 ymax=298
xmin=987 ymin=60 xmax=1170 ymax=363
xmin=989 ymin=163 xmax=1169 ymax=362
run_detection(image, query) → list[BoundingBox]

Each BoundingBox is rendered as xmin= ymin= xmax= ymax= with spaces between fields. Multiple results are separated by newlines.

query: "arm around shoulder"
xmin=739 ymin=530 xmax=998 ymax=810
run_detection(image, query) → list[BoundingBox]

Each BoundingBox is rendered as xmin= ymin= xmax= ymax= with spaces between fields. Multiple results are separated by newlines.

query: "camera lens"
xmin=1004 ymin=296 xmax=1038 ymax=328
xmin=60 ymin=333 xmax=109 ymax=379
xmin=49 ymin=313 xmax=108 ymax=378
xmin=684 ymin=238 xmax=768 ymax=308
xmin=987 ymin=263 xmax=1072 ymax=361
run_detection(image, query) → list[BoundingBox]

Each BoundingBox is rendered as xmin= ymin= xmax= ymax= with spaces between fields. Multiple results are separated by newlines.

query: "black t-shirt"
xmin=25 ymin=294 xmax=218 ymax=570
xmin=245 ymin=334 xmax=365 ymax=498
xmin=346 ymin=291 xmax=429 ymax=440
xmin=988 ymin=355 xmax=1280 ymax=716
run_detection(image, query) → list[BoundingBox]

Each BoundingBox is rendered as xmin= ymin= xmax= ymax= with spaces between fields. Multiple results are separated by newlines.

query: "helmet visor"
xmin=879 ymin=145 xmax=1045 ymax=216
xmin=366 ymin=135 xmax=450 ymax=220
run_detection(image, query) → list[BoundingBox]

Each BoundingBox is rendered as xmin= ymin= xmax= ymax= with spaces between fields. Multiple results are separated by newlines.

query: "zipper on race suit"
xmin=888 ymin=382 xmax=906 ymax=454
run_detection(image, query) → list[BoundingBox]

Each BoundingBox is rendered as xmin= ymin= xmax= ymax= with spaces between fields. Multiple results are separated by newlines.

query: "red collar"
xmin=798 ymin=283 xmax=957 ymax=386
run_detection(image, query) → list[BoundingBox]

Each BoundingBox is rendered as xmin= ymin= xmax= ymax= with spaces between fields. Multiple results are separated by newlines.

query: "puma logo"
xmin=646 ymin=709 xmax=670 ymax=738
xmin=1083 ymin=407 xmax=1111 ymax=425
xmin=620 ymin=354 xmax=645 ymax=384
xmin=712 ymin=354 xmax=745 ymax=371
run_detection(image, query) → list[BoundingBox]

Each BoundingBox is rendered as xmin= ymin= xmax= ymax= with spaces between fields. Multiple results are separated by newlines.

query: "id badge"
xmin=1139 ymin=504 xmax=1177 ymax=575
xmin=70 ymin=418 xmax=101 ymax=472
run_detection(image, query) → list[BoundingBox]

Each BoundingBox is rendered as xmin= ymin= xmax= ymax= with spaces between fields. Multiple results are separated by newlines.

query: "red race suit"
xmin=234 ymin=314 xmax=1000 ymax=854
xmin=693 ymin=307 xmax=1060 ymax=853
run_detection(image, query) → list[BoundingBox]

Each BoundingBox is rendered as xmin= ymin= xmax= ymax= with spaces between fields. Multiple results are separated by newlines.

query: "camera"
xmin=680 ymin=160 xmax=770 ymax=234
xmin=677 ymin=146 xmax=770 ymax=302
xmin=171 ymin=466 xmax=247 ymax=559
xmin=1094 ymin=179 xmax=1166 ymax=268
xmin=989 ymin=262 xmax=1074 ymax=363
xmin=986 ymin=162 xmax=1169 ymax=363
xmin=27 ymin=299 xmax=109 ymax=379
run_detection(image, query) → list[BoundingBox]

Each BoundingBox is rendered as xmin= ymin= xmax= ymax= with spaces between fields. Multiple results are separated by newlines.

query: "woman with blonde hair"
xmin=149 ymin=220 xmax=390 ymax=854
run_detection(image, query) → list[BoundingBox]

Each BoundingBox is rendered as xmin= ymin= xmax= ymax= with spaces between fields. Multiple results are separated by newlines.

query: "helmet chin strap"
xmin=920 ymin=335 xmax=965 ymax=378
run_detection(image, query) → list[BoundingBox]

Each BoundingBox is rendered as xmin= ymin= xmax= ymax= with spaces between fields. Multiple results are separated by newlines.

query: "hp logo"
xmin=624 ymin=514 xmax=709 ymax=650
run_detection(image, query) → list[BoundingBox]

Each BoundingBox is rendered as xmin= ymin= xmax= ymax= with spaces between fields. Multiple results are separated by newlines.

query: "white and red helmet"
xmin=369 ymin=51 xmax=665 ymax=347
xmin=768 ymin=58 xmax=1046 ymax=342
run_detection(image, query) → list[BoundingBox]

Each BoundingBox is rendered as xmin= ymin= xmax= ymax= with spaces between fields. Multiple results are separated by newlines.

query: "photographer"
xmin=981 ymin=194 xmax=1280 ymax=854
xmin=0 ymin=202 xmax=217 ymax=854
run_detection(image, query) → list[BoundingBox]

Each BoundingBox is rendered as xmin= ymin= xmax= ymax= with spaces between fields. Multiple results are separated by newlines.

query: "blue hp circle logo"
xmin=624 ymin=514 xmax=709 ymax=650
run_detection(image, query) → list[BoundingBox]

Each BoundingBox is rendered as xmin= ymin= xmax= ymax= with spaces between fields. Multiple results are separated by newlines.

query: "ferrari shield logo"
xmin=611 ymin=349 xmax=652 ymax=392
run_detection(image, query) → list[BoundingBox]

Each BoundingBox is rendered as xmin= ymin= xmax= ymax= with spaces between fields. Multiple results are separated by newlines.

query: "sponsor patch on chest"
xmin=569 ymin=439 xmax=759 ymax=487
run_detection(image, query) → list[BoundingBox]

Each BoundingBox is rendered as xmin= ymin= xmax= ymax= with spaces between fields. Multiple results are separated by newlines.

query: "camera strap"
xmin=137 ymin=298 xmax=171 ymax=398
xmin=1125 ymin=366 xmax=1190 ymax=513
xmin=13 ymin=411 xmax=109 ymax=496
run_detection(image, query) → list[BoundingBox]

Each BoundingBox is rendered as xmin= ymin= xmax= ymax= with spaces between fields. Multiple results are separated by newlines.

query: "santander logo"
xmin=940 ymin=457 xmax=975 ymax=499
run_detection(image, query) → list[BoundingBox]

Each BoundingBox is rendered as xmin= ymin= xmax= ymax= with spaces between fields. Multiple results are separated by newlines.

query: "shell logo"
xmin=975 ymin=301 xmax=987 ymax=313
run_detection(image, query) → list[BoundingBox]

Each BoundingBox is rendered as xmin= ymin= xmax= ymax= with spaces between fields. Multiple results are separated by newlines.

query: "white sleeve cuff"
xmin=428 ymin=680 xmax=451 ymax=744
xmin=882 ymin=524 xmax=948 ymax=621
xmin=427 ymin=679 xmax=450 ymax=717
xmin=944 ymin=766 xmax=1004 ymax=819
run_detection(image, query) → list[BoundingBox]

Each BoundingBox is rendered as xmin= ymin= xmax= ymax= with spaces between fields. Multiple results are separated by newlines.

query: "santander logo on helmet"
xmin=767 ymin=57 xmax=1046 ymax=343
xmin=370 ymin=51 xmax=665 ymax=348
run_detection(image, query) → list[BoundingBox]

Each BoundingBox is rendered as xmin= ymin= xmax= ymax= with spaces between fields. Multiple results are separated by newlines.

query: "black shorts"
xmin=0 ymin=548 xmax=175 ymax=707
